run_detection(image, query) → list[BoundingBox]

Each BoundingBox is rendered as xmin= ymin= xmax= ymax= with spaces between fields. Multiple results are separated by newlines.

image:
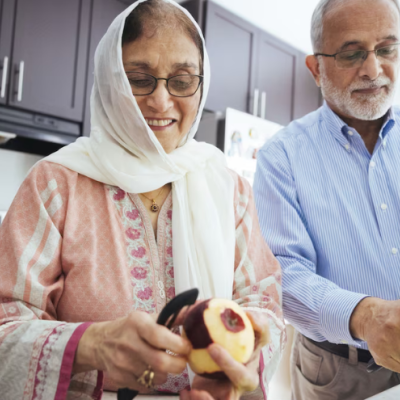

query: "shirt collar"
xmin=321 ymin=101 xmax=396 ymax=146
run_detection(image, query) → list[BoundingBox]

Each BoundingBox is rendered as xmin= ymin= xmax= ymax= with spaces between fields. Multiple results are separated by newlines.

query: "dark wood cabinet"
xmin=0 ymin=0 xmax=15 ymax=106
xmin=181 ymin=0 xmax=321 ymax=125
xmin=0 ymin=0 xmax=321 ymax=155
xmin=82 ymin=0 xmax=128 ymax=136
xmin=293 ymin=51 xmax=322 ymax=120
xmin=8 ymin=0 xmax=91 ymax=121
xmin=203 ymin=1 xmax=257 ymax=114
xmin=255 ymin=32 xmax=297 ymax=126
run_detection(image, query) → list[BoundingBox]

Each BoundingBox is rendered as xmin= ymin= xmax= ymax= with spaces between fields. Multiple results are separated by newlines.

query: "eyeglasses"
xmin=315 ymin=43 xmax=400 ymax=69
xmin=126 ymin=71 xmax=203 ymax=97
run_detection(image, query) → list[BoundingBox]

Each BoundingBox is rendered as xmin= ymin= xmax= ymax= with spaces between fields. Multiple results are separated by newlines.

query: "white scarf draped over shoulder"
xmin=45 ymin=0 xmax=235 ymax=301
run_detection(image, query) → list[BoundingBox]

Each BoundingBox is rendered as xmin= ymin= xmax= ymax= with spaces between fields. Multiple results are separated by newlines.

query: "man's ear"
xmin=306 ymin=55 xmax=322 ymax=87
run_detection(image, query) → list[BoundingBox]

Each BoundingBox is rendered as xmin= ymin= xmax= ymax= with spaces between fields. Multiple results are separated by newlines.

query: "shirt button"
xmin=370 ymin=161 xmax=376 ymax=168
xmin=340 ymin=339 xmax=348 ymax=344
xmin=347 ymin=130 xmax=353 ymax=136
xmin=392 ymin=248 xmax=398 ymax=255
xmin=381 ymin=203 xmax=388 ymax=210
xmin=344 ymin=144 xmax=350 ymax=151
xmin=383 ymin=140 xmax=387 ymax=148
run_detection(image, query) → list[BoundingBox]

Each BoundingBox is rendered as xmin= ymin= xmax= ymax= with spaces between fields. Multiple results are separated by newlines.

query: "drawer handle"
xmin=17 ymin=61 xmax=24 ymax=102
xmin=1 ymin=56 xmax=8 ymax=98
xmin=253 ymin=88 xmax=259 ymax=117
xmin=260 ymin=91 xmax=266 ymax=119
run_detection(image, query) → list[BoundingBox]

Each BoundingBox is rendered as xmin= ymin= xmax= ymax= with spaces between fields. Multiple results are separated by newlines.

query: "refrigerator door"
xmin=224 ymin=108 xmax=282 ymax=185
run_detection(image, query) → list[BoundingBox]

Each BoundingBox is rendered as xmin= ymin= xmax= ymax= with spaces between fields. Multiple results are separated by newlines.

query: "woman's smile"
xmin=144 ymin=117 xmax=176 ymax=130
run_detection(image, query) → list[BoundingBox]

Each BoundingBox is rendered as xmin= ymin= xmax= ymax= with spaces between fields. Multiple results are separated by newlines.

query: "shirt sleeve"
xmin=229 ymin=170 xmax=285 ymax=399
xmin=0 ymin=162 xmax=103 ymax=400
xmin=253 ymin=143 xmax=368 ymax=348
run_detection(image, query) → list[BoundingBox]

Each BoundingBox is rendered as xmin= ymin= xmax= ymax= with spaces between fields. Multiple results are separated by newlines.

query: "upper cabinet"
xmin=0 ymin=0 xmax=320 ymax=153
xmin=0 ymin=0 xmax=15 ymax=106
xmin=203 ymin=1 xmax=258 ymax=114
xmin=82 ymin=0 xmax=129 ymax=136
xmin=1 ymin=0 xmax=91 ymax=121
xmin=181 ymin=0 xmax=321 ymax=125
xmin=255 ymin=32 xmax=297 ymax=126
xmin=293 ymin=52 xmax=322 ymax=120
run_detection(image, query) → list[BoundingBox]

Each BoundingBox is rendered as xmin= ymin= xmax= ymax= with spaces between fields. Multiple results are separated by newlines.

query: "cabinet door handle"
xmin=260 ymin=91 xmax=266 ymax=119
xmin=1 ymin=56 xmax=9 ymax=98
xmin=17 ymin=61 xmax=24 ymax=102
xmin=253 ymin=89 xmax=259 ymax=116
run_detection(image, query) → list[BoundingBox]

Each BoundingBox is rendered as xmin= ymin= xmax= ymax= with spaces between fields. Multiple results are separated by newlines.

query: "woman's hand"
xmin=73 ymin=311 xmax=192 ymax=391
xmin=179 ymin=310 xmax=270 ymax=400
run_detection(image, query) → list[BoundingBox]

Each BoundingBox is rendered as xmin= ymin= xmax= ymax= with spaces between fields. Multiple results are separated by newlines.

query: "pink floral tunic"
xmin=0 ymin=161 xmax=285 ymax=399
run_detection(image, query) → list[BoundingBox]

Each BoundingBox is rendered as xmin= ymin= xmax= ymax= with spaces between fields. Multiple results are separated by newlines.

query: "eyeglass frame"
xmin=125 ymin=71 xmax=204 ymax=97
xmin=314 ymin=43 xmax=400 ymax=69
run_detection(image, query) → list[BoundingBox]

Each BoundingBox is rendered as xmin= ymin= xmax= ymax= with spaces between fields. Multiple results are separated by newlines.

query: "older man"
xmin=254 ymin=0 xmax=400 ymax=399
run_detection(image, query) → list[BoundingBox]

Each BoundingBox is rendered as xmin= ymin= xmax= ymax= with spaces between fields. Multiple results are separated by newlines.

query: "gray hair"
xmin=311 ymin=0 xmax=400 ymax=52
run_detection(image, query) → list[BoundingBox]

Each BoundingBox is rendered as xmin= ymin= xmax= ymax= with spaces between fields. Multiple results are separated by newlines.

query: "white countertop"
xmin=101 ymin=385 xmax=400 ymax=400
xmin=102 ymin=392 xmax=177 ymax=400
xmin=366 ymin=385 xmax=400 ymax=399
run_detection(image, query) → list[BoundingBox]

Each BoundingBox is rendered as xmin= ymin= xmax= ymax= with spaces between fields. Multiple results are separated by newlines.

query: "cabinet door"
xmin=8 ymin=0 xmax=91 ymax=121
xmin=82 ymin=0 xmax=128 ymax=136
xmin=293 ymin=51 xmax=322 ymax=120
xmin=0 ymin=0 xmax=15 ymax=105
xmin=256 ymin=32 xmax=297 ymax=126
xmin=204 ymin=1 xmax=258 ymax=114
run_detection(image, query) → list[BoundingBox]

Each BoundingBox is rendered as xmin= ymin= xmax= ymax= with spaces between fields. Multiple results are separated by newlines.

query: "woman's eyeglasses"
xmin=314 ymin=43 xmax=400 ymax=69
xmin=126 ymin=72 xmax=203 ymax=97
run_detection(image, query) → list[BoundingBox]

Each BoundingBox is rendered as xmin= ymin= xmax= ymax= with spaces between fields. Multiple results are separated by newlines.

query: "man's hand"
xmin=350 ymin=297 xmax=400 ymax=372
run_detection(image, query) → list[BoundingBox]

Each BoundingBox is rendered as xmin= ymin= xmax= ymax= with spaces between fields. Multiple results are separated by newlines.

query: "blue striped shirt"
xmin=253 ymin=102 xmax=400 ymax=349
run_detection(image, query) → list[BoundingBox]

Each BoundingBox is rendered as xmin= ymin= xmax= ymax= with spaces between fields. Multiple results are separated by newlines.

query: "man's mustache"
xmin=350 ymin=77 xmax=393 ymax=92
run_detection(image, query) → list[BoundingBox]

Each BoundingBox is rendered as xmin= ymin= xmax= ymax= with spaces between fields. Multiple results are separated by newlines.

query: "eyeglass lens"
xmin=335 ymin=44 xmax=400 ymax=69
xmin=126 ymin=72 xmax=201 ymax=96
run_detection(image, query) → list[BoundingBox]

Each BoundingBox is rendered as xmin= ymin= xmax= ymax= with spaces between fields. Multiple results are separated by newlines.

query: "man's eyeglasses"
xmin=314 ymin=43 xmax=400 ymax=69
xmin=126 ymin=72 xmax=203 ymax=97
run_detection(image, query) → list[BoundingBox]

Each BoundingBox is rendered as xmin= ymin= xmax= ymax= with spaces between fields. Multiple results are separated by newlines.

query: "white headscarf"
xmin=45 ymin=0 xmax=235 ymax=301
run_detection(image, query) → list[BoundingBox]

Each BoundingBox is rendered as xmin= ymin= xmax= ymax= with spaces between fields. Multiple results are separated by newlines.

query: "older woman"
xmin=0 ymin=1 xmax=284 ymax=399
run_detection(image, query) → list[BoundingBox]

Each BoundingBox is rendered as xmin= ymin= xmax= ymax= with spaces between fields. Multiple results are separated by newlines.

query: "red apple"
xmin=182 ymin=298 xmax=255 ymax=379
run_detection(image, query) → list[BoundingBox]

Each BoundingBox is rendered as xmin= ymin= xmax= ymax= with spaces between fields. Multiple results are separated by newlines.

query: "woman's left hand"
xmin=179 ymin=310 xmax=271 ymax=400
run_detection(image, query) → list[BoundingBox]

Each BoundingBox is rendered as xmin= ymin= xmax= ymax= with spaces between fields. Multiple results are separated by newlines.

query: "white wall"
xmin=0 ymin=149 xmax=42 ymax=211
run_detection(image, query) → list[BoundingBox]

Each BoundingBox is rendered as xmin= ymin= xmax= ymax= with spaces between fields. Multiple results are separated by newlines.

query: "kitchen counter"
xmin=102 ymin=392 xmax=178 ymax=400
xmin=366 ymin=385 xmax=400 ymax=399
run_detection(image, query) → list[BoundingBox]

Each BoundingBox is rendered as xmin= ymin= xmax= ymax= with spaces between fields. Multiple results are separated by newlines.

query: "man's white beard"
xmin=319 ymin=63 xmax=396 ymax=121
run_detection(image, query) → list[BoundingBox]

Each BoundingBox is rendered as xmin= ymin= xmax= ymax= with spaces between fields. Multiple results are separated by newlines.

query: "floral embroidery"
xmin=126 ymin=209 xmax=139 ymax=220
xmin=131 ymin=247 xmax=146 ymax=258
xmin=107 ymin=186 xmax=188 ymax=389
xmin=166 ymin=247 xmax=173 ymax=257
xmin=131 ymin=267 xmax=148 ymax=280
xmin=113 ymin=188 xmax=126 ymax=201
xmin=126 ymin=228 xmax=141 ymax=240
xmin=167 ymin=268 xmax=174 ymax=279
xmin=107 ymin=186 xmax=156 ymax=313
xmin=137 ymin=287 xmax=153 ymax=300
xmin=166 ymin=287 xmax=175 ymax=298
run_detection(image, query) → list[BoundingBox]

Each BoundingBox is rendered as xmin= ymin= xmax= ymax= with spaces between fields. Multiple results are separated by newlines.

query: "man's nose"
xmin=146 ymin=80 xmax=174 ymax=112
xmin=358 ymin=51 xmax=383 ymax=80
